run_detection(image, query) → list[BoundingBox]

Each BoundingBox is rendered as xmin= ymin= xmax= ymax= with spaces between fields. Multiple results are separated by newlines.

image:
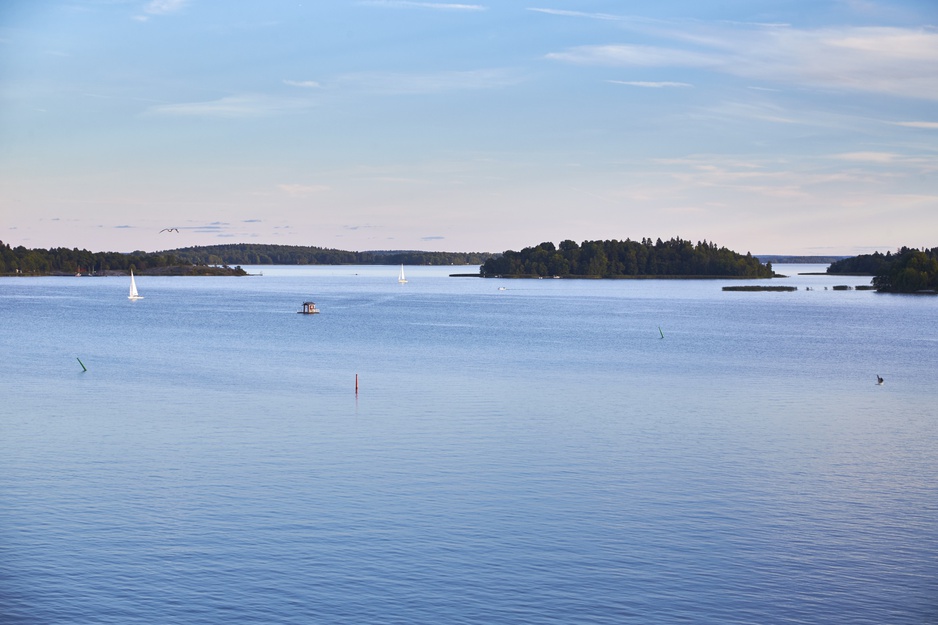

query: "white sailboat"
xmin=398 ymin=264 xmax=407 ymax=284
xmin=128 ymin=269 xmax=143 ymax=300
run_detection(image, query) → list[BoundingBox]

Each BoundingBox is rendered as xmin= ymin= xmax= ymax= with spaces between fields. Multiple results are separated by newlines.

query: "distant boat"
xmin=398 ymin=265 xmax=407 ymax=284
xmin=128 ymin=270 xmax=143 ymax=300
xmin=298 ymin=301 xmax=320 ymax=314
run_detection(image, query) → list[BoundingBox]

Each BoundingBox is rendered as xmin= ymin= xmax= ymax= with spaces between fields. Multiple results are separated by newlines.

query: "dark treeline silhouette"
xmin=830 ymin=247 xmax=938 ymax=293
xmin=162 ymin=244 xmax=494 ymax=266
xmin=826 ymin=251 xmax=894 ymax=275
xmin=480 ymin=238 xmax=773 ymax=278
xmin=871 ymin=247 xmax=938 ymax=293
xmin=0 ymin=241 xmax=492 ymax=275
xmin=0 ymin=240 xmax=204 ymax=275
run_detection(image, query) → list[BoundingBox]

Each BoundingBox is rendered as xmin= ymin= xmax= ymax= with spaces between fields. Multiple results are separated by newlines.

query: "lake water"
xmin=1 ymin=265 xmax=936 ymax=624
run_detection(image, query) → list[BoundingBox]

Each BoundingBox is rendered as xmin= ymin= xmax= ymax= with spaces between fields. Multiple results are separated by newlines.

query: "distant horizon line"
xmin=0 ymin=240 xmax=866 ymax=259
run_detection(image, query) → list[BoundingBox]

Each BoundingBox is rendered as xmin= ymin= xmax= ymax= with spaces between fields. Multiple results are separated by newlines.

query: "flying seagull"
xmin=160 ymin=228 xmax=179 ymax=233
xmin=876 ymin=375 xmax=884 ymax=385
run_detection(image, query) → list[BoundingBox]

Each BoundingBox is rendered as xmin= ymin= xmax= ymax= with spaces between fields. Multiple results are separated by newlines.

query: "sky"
xmin=1 ymin=0 xmax=937 ymax=255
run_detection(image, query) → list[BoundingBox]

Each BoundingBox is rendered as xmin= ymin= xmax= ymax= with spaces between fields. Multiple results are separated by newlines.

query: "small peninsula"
xmin=0 ymin=241 xmax=246 ymax=276
xmin=828 ymin=246 xmax=938 ymax=293
xmin=479 ymin=238 xmax=773 ymax=279
xmin=162 ymin=244 xmax=494 ymax=267
xmin=0 ymin=241 xmax=488 ymax=276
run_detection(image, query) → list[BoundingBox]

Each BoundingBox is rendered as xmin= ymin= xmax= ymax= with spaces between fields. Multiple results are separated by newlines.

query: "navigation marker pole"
xmin=355 ymin=374 xmax=359 ymax=395
xmin=658 ymin=326 xmax=664 ymax=339
xmin=77 ymin=357 xmax=87 ymax=372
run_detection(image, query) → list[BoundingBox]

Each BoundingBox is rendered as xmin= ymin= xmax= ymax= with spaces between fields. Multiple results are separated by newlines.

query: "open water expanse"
xmin=1 ymin=264 xmax=936 ymax=624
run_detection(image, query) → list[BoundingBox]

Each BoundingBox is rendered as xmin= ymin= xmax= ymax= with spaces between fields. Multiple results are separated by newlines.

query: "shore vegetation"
xmin=0 ymin=241 xmax=245 ymax=276
xmin=480 ymin=238 xmax=773 ymax=279
xmin=830 ymin=247 xmax=938 ymax=293
xmin=163 ymin=244 xmax=494 ymax=266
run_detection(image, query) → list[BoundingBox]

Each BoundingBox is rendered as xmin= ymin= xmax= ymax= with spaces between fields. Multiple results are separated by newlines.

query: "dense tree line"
xmin=0 ymin=241 xmax=493 ymax=275
xmin=827 ymin=251 xmax=894 ymax=275
xmin=868 ymin=247 xmax=938 ymax=293
xmin=0 ymin=241 xmax=202 ymax=275
xmin=480 ymin=238 xmax=773 ymax=278
xmin=162 ymin=244 xmax=495 ymax=266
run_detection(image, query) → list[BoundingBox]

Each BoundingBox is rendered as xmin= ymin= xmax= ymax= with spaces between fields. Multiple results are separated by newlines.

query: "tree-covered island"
xmin=828 ymin=246 xmax=938 ymax=293
xmin=480 ymin=238 xmax=773 ymax=279
xmin=0 ymin=241 xmax=246 ymax=276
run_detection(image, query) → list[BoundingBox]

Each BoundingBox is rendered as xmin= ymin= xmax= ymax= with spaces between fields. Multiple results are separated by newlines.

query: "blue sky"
xmin=1 ymin=0 xmax=936 ymax=255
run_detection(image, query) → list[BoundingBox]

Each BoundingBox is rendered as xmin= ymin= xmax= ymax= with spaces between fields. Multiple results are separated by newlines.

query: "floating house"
xmin=299 ymin=302 xmax=320 ymax=314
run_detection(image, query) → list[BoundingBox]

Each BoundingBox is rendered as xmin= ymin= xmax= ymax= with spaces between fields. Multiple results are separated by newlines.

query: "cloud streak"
xmin=891 ymin=120 xmax=938 ymax=129
xmin=145 ymin=0 xmax=189 ymax=14
xmin=336 ymin=68 xmax=520 ymax=94
xmin=145 ymin=94 xmax=312 ymax=118
xmin=608 ymin=80 xmax=691 ymax=88
xmin=527 ymin=8 xmax=623 ymax=21
xmin=134 ymin=0 xmax=189 ymax=21
xmin=283 ymin=80 xmax=321 ymax=89
xmin=360 ymin=1 xmax=486 ymax=10
xmin=547 ymin=24 xmax=938 ymax=101
xmin=279 ymin=184 xmax=330 ymax=197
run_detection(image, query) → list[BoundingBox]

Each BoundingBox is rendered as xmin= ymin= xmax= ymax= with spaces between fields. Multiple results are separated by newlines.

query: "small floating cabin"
xmin=299 ymin=301 xmax=320 ymax=314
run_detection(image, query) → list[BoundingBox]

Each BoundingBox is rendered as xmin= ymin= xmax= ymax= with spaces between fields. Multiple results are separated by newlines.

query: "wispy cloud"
xmin=336 ymin=68 xmax=521 ymax=94
xmin=833 ymin=151 xmax=902 ymax=163
xmin=608 ymin=80 xmax=691 ymax=88
xmin=359 ymin=1 xmax=486 ymax=10
xmin=134 ymin=0 xmax=189 ymax=21
xmin=147 ymin=0 xmax=188 ymax=14
xmin=284 ymin=79 xmax=321 ymax=89
xmin=191 ymin=222 xmax=230 ymax=233
xmin=421 ymin=235 xmax=445 ymax=240
xmin=547 ymin=24 xmax=938 ymax=101
xmin=891 ymin=121 xmax=938 ymax=129
xmin=145 ymin=94 xmax=311 ymax=118
xmin=278 ymin=184 xmax=330 ymax=197
xmin=527 ymin=8 xmax=622 ymax=21
xmin=548 ymin=44 xmax=720 ymax=68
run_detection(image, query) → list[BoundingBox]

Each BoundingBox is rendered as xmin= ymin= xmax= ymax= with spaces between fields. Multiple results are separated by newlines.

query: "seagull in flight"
xmin=160 ymin=228 xmax=180 ymax=233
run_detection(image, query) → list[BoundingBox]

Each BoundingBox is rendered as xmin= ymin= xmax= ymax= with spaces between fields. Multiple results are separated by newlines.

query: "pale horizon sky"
xmin=2 ymin=1 xmax=937 ymax=255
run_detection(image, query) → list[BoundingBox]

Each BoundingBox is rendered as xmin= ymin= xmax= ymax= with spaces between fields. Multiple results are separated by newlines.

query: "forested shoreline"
xmin=163 ymin=244 xmax=494 ymax=267
xmin=0 ymin=241 xmax=244 ymax=275
xmin=3 ymin=239 xmax=934 ymax=292
xmin=0 ymin=241 xmax=487 ymax=275
xmin=480 ymin=238 xmax=773 ymax=278
xmin=828 ymin=247 xmax=938 ymax=293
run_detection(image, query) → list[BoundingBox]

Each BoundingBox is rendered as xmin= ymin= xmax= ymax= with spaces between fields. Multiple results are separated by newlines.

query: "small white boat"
xmin=128 ymin=270 xmax=143 ymax=300
xmin=299 ymin=302 xmax=320 ymax=314
xmin=398 ymin=265 xmax=407 ymax=284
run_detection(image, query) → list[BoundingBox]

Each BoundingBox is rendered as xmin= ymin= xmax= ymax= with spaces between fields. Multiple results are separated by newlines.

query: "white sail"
xmin=398 ymin=264 xmax=407 ymax=284
xmin=128 ymin=270 xmax=142 ymax=300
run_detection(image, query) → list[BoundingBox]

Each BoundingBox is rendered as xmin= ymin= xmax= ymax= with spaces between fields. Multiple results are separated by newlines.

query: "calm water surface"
xmin=1 ymin=265 xmax=936 ymax=624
